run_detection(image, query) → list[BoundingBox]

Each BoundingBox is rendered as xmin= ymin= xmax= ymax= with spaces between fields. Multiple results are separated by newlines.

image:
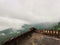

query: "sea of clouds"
xmin=0 ymin=0 xmax=60 ymax=31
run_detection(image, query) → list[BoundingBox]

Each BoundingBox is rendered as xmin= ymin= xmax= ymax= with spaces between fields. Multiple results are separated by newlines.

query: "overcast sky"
xmin=0 ymin=0 xmax=60 ymax=23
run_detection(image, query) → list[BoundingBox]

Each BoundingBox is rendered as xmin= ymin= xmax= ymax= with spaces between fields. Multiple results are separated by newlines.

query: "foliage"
xmin=53 ymin=22 xmax=60 ymax=30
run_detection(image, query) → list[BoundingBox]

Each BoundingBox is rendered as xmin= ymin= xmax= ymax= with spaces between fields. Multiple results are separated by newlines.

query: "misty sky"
xmin=0 ymin=0 xmax=60 ymax=23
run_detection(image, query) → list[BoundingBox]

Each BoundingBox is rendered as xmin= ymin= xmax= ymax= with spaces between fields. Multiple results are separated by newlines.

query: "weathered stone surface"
xmin=3 ymin=33 xmax=60 ymax=45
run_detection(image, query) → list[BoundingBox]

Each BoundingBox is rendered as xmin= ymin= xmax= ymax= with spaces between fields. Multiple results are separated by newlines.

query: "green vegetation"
xmin=53 ymin=22 xmax=60 ymax=30
xmin=0 ymin=24 xmax=31 ymax=45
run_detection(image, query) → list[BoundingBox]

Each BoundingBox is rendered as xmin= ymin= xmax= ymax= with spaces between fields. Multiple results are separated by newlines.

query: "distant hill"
xmin=30 ymin=22 xmax=58 ymax=29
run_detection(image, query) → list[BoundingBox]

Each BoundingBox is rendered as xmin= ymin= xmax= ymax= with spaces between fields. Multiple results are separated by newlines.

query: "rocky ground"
xmin=3 ymin=32 xmax=60 ymax=45
xmin=18 ymin=33 xmax=60 ymax=45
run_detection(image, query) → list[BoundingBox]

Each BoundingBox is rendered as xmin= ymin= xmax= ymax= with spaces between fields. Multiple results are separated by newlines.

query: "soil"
xmin=3 ymin=32 xmax=60 ymax=45
xmin=19 ymin=33 xmax=60 ymax=45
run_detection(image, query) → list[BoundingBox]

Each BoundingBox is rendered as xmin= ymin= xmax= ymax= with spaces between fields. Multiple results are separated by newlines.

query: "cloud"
xmin=0 ymin=16 xmax=30 ymax=31
xmin=0 ymin=0 xmax=60 ymax=23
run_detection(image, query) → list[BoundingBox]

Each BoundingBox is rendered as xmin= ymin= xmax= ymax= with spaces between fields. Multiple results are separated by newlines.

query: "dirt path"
xmin=19 ymin=33 xmax=60 ymax=45
xmin=19 ymin=33 xmax=42 ymax=45
xmin=3 ymin=32 xmax=60 ymax=45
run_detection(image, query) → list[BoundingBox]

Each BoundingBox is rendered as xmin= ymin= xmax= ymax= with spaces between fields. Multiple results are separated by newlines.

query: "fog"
xmin=0 ymin=16 xmax=30 ymax=31
xmin=0 ymin=0 xmax=60 ymax=23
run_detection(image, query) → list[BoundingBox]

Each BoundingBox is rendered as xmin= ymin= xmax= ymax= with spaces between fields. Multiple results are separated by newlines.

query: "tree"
xmin=57 ymin=22 xmax=60 ymax=28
